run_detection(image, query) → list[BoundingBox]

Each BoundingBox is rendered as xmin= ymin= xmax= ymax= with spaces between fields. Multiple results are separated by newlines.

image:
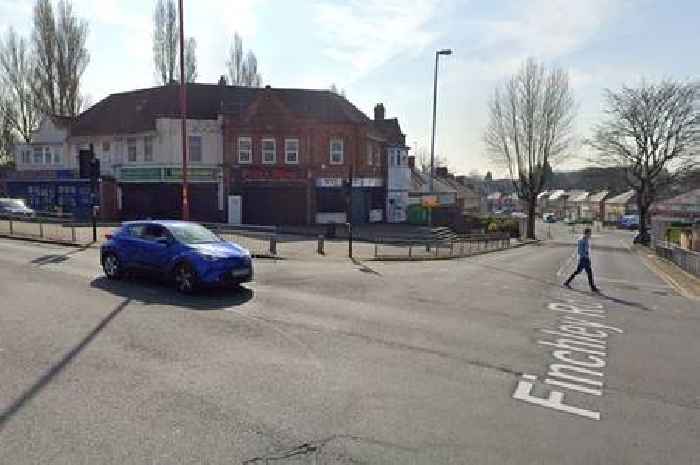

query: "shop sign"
xmin=119 ymin=167 xmax=162 ymax=182
xmin=164 ymin=167 xmax=219 ymax=181
xmin=242 ymin=167 xmax=303 ymax=181
xmin=422 ymin=195 xmax=439 ymax=207
xmin=316 ymin=177 xmax=344 ymax=188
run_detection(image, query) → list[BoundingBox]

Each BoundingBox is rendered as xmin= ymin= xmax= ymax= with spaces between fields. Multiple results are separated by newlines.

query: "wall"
xmin=14 ymin=118 xmax=71 ymax=172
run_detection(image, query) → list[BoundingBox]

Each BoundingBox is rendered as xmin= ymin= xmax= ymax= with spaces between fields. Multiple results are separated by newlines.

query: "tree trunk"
xmin=527 ymin=198 xmax=537 ymax=240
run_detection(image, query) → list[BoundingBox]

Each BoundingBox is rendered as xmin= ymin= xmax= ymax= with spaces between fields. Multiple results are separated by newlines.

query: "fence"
xmin=373 ymin=233 xmax=511 ymax=260
xmin=0 ymin=216 xmax=279 ymax=257
xmin=655 ymin=240 xmax=700 ymax=278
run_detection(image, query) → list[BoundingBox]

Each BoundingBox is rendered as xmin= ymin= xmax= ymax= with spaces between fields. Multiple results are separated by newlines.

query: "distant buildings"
xmin=604 ymin=190 xmax=637 ymax=222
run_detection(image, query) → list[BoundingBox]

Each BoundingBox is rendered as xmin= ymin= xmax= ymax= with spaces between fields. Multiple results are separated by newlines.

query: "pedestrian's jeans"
xmin=565 ymin=257 xmax=596 ymax=290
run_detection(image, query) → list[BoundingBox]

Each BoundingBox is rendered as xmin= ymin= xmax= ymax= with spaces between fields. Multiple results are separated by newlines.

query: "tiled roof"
xmin=70 ymin=83 xmax=372 ymax=137
xmin=588 ymin=191 xmax=609 ymax=202
xmin=547 ymin=189 xmax=567 ymax=200
xmin=372 ymin=118 xmax=405 ymax=145
xmin=605 ymin=190 xmax=636 ymax=204
xmin=655 ymin=188 xmax=700 ymax=206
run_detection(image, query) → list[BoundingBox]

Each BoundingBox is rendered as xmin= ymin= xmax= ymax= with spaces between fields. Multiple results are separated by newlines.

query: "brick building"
xmin=223 ymin=88 xmax=402 ymax=225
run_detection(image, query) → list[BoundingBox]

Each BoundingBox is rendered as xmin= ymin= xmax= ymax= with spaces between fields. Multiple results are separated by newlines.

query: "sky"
xmin=1 ymin=0 xmax=699 ymax=176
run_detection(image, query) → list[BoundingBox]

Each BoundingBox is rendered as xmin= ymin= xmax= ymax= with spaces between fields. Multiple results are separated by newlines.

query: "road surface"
xmin=0 ymin=226 xmax=698 ymax=464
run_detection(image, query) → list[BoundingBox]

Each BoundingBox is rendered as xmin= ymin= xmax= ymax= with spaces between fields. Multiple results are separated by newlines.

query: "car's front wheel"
xmin=174 ymin=262 xmax=198 ymax=294
xmin=102 ymin=253 xmax=122 ymax=280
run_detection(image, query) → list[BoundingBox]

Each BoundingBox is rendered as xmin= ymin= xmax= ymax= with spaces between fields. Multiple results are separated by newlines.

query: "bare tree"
xmin=178 ymin=37 xmax=197 ymax=83
xmin=329 ymin=83 xmax=346 ymax=97
xmin=484 ymin=58 xmax=576 ymax=239
xmin=153 ymin=0 xmax=178 ymax=84
xmin=153 ymin=0 xmax=195 ymax=84
xmin=0 ymin=87 xmax=17 ymax=165
xmin=0 ymin=28 xmax=40 ymax=143
xmin=31 ymin=0 xmax=89 ymax=116
xmin=55 ymin=0 xmax=89 ymax=116
xmin=589 ymin=80 xmax=700 ymax=244
xmin=226 ymin=33 xmax=261 ymax=87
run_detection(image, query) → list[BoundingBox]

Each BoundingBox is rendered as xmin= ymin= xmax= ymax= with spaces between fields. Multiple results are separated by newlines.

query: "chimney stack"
xmin=374 ymin=103 xmax=385 ymax=121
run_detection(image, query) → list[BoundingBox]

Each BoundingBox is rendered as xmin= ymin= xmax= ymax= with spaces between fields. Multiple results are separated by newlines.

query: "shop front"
xmin=5 ymin=170 xmax=96 ymax=219
xmin=116 ymin=166 xmax=224 ymax=222
xmin=315 ymin=177 xmax=384 ymax=224
xmin=230 ymin=166 xmax=310 ymax=226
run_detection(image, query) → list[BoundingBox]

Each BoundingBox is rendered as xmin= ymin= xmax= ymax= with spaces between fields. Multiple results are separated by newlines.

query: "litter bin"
xmin=325 ymin=223 xmax=337 ymax=239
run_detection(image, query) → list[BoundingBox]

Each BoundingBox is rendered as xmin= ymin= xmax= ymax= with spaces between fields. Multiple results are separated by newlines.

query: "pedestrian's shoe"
xmin=563 ymin=282 xmax=572 ymax=289
xmin=591 ymin=287 xmax=601 ymax=293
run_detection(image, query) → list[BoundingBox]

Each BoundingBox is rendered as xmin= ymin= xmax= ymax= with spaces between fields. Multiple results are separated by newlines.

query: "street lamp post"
xmin=429 ymin=49 xmax=452 ymax=197
xmin=179 ymin=0 xmax=189 ymax=220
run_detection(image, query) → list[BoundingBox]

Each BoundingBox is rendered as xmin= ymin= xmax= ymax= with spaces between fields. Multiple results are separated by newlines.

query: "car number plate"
xmin=231 ymin=268 xmax=249 ymax=277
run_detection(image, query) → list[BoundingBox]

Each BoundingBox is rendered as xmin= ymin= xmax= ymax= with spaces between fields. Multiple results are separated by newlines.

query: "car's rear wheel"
xmin=174 ymin=262 xmax=198 ymax=294
xmin=102 ymin=253 xmax=122 ymax=280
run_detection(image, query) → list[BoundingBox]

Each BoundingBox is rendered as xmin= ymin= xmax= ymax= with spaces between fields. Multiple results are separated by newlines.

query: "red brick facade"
xmin=223 ymin=89 xmax=387 ymax=225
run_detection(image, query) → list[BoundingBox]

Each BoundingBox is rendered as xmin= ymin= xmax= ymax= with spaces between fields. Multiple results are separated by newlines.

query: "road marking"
xmin=512 ymin=298 xmax=625 ymax=421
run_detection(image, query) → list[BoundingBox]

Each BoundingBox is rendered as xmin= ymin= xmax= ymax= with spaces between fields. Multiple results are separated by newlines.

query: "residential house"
xmin=536 ymin=191 xmax=551 ymax=216
xmin=405 ymin=164 xmax=457 ymax=225
xmin=568 ymin=191 xmax=590 ymax=220
xmin=487 ymin=192 xmax=503 ymax=213
xmin=584 ymin=191 xmax=609 ymax=220
xmin=604 ymin=190 xmax=637 ymax=222
xmin=454 ymin=175 xmax=484 ymax=215
xmin=651 ymin=189 xmax=700 ymax=223
xmin=544 ymin=190 xmax=567 ymax=218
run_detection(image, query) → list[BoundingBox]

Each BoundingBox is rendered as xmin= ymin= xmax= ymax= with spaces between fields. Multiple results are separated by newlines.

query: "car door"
xmin=118 ymin=224 xmax=147 ymax=269
xmin=138 ymin=224 xmax=174 ymax=270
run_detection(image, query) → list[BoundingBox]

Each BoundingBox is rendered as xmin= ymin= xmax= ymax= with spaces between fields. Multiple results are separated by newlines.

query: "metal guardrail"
xmin=0 ymin=215 xmax=279 ymax=256
xmin=373 ymin=233 xmax=511 ymax=259
xmin=655 ymin=241 xmax=700 ymax=278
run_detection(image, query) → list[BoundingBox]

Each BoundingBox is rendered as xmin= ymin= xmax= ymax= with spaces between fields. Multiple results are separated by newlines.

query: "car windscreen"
xmin=0 ymin=199 xmax=28 ymax=209
xmin=166 ymin=224 xmax=221 ymax=244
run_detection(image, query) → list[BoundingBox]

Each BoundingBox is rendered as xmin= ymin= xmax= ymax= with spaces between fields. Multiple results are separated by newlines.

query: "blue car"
xmin=100 ymin=220 xmax=253 ymax=293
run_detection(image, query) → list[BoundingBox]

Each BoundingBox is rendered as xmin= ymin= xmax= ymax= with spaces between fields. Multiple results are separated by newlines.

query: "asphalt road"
xmin=0 ymin=226 xmax=698 ymax=464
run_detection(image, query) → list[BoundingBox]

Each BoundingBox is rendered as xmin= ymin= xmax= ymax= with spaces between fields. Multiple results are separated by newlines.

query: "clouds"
xmin=314 ymin=0 xmax=441 ymax=81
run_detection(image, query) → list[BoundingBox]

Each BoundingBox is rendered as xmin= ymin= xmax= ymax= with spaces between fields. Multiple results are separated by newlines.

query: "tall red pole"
xmin=179 ymin=0 xmax=189 ymax=220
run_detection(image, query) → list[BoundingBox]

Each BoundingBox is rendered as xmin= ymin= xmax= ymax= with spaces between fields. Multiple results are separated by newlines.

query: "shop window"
xmin=44 ymin=147 xmax=52 ymax=164
xmin=33 ymin=146 xmax=43 ymax=164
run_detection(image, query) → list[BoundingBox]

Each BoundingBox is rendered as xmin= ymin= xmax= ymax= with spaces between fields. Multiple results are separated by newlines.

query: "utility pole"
xmin=89 ymin=143 xmax=98 ymax=242
xmin=179 ymin=0 xmax=189 ymax=220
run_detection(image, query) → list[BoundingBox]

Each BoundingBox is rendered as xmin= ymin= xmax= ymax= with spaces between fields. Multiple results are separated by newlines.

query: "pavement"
xmin=0 ymin=223 xmax=698 ymax=464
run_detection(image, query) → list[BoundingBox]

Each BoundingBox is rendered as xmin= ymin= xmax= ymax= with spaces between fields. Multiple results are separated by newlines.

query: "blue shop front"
xmin=6 ymin=170 xmax=97 ymax=220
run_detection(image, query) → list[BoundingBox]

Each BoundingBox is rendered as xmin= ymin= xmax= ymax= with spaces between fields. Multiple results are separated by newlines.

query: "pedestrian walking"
xmin=563 ymin=228 xmax=600 ymax=293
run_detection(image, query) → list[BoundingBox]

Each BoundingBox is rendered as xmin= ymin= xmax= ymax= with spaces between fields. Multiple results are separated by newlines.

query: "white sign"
xmin=228 ymin=195 xmax=242 ymax=225
xmin=315 ymin=177 xmax=384 ymax=188
xmin=316 ymin=178 xmax=343 ymax=188
xmin=369 ymin=209 xmax=383 ymax=223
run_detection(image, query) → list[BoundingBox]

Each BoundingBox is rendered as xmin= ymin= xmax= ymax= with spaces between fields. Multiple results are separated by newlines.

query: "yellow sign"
xmin=422 ymin=195 xmax=439 ymax=207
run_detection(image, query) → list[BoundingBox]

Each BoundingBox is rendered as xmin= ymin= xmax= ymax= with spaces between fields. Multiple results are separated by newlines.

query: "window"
xmin=238 ymin=137 xmax=252 ymax=164
xmin=33 ymin=146 xmax=43 ymax=164
xmin=53 ymin=148 xmax=62 ymax=164
xmin=285 ymin=138 xmax=299 ymax=164
xmin=44 ymin=147 xmax=52 ymax=165
xmin=330 ymin=138 xmax=343 ymax=164
xmin=127 ymin=138 xmax=137 ymax=162
xmin=21 ymin=150 xmax=31 ymax=164
xmin=102 ymin=141 xmax=111 ymax=152
xmin=262 ymin=138 xmax=276 ymax=164
xmin=367 ymin=142 xmax=373 ymax=166
xmin=189 ymin=135 xmax=202 ymax=162
xmin=144 ymin=136 xmax=153 ymax=162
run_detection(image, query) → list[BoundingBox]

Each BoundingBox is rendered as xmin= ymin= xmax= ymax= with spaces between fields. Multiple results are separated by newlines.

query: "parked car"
xmin=543 ymin=213 xmax=557 ymax=223
xmin=100 ymin=220 xmax=253 ymax=293
xmin=620 ymin=214 xmax=640 ymax=230
xmin=0 ymin=198 xmax=35 ymax=218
